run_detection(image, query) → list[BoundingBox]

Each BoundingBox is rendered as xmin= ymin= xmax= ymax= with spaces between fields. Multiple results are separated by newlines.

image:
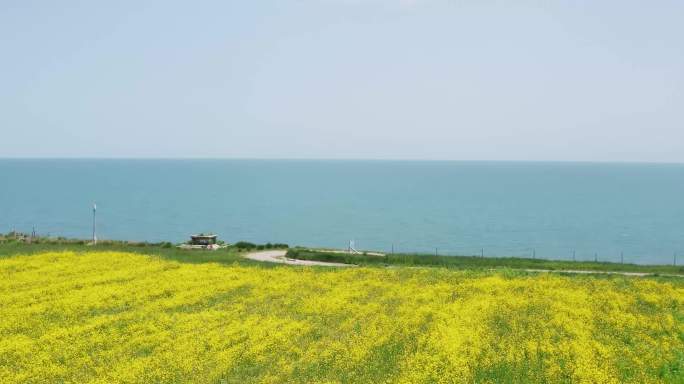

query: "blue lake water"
xmin=1 ymin=159 xmax=683 ymax=264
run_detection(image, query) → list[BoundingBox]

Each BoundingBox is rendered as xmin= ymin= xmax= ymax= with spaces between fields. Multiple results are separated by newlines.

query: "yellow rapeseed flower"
xmin=0 ymin=251 xmax=683 ymax=383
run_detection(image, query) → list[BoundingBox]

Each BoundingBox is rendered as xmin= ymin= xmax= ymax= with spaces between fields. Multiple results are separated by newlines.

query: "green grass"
xmin=3 ymin=238 xmax=683 ymax=276
xmin=287 ymin=248 xmax=684 ymax=274
xmin=0 ymin=240 xmax=253 ymax=265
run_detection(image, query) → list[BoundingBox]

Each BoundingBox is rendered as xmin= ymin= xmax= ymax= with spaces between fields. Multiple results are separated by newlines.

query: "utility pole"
xmin=675 ymin=252 xmax=678 ymax=267
xmin=572 ymin=250 xmax=576 ymax=262
xmin=92 ymin=203 xmax=97 ymax=245
xmin=620 ymin=251 xmax=624 ymax=264
xmin=594 ymin=252 xmax=598 ymax=262
xmin=481 ymin=248 xmax=484 ymax=258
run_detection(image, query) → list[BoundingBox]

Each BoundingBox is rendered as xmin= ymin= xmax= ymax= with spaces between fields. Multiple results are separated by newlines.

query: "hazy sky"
xmin=1 ymin=1 xmax=682 ymax=161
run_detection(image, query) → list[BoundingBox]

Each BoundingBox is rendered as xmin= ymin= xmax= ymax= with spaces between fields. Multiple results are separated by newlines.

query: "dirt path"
xmin=244 ymin=250 xmax=355 ymax=267
xmin=245 ymin=250 xmax=682 ymax=277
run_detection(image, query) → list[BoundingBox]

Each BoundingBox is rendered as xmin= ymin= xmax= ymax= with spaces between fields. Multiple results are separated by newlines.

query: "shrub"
xmin=233 ymin=241 xmax=257 ymax=250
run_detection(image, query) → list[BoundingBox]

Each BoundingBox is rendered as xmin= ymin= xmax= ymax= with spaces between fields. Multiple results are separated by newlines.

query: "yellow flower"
xmin=0 ymin=251 xmax=682 ymax=383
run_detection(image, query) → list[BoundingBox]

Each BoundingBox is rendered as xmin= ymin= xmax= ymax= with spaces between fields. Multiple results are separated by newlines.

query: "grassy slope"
xmin=0 ymin=242 xmax=263 ymax=266
xmin=287 ymin=248 xmax=684 ymax=274
xmin=3 ymin=242 xmax=684 ymax=274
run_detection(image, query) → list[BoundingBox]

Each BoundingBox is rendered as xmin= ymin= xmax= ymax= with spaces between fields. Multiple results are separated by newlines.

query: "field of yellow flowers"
xmin=1 ymin=251 xmax=683 ymax=383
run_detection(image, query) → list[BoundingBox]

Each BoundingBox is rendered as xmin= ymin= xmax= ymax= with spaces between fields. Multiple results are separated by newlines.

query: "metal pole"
xmin=594 ymin=252 xmax=598 ymax=262
xmin=620 ymin=251 xmax=624 ymax=264
xmin=533 ymin=249 xmax=536 ymax=259
xmin=572 ymin=250 xmax=576 ymax=262
xmin=92 ymin=203 xmax=97 ymax=245
xmin=435 ymin=248 xmax=438 ymax=257
xmin=481 ymin=248 xmax=484 ymax=258
xmin=674 ymin=252 xmax=677 ymax=266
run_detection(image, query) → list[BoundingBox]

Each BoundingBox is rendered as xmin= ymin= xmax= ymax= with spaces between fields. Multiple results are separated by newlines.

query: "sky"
xmin=1 ymin=0 xmax=683 ymax=162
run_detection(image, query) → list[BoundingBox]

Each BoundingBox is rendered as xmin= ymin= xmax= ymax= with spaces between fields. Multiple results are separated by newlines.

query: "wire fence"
xmin=3 ymin=225 xmax=682 ymax=266
xmin=370 ymin=243 xmax=683 ymax=266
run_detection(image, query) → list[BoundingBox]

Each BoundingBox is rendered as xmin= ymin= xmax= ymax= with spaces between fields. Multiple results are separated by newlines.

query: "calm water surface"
xmin=1 ymin=160 xmax=683 ymax=264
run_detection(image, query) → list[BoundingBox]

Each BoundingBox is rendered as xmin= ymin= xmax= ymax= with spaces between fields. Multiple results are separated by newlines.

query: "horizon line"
xmin=1 ymin=157 xmax=683 ymax=165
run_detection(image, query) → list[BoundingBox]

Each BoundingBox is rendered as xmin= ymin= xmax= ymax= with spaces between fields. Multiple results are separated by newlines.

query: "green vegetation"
xmin=1 ymin=232 xmax=681 ymax=275
xmin=287 ymin=248 xmax=684 ymax=275
xmin=0 ymin=233 xmax=273 ymax=265
xmin=0 ymin=241 xmax=239 ymax=264
xmin=232 ymin=241 xmax=289 ymax=251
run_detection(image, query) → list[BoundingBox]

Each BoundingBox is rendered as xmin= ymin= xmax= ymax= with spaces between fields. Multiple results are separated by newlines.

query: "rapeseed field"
xmin=1 ymin=251 xmax=683 ymax=383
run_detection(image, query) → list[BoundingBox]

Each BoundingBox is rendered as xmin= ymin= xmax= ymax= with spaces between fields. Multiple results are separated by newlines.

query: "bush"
xmin=233 ymin=241 xmax=257 ymax=250
xmin=232 ymin=241 xmax=288 ymax=251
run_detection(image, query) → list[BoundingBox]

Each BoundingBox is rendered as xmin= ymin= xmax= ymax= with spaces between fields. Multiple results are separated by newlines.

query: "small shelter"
xmin=178 ymin=234 xmax=220 ymax=250
xmin=189 ymin=234 xmax=218 ymax=246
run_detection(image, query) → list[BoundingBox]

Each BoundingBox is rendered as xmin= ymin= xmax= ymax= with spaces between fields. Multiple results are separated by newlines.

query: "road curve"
xmin=244 ymin=251 xmax=683 ymax=277
xmin=244 ymin=250 xmax=355 ymax=267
